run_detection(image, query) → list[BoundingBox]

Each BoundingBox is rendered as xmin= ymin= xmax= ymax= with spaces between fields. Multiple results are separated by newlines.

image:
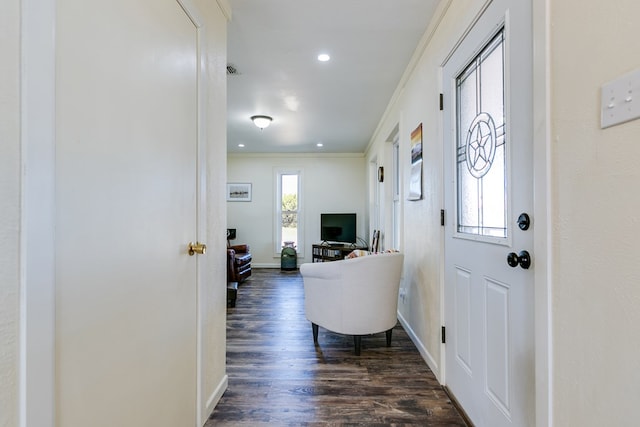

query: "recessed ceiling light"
xmin=317 ymin=54 xmax=330 ymax=62
xmin=238 ymin=144 xmax=245 ymax=148
xmin=316 ymin=143 xmax=324 ymax=147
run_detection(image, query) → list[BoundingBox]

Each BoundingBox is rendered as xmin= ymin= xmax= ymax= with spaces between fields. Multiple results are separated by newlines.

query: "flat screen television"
xmin=320 ymin=213 xmax=356 ymax=244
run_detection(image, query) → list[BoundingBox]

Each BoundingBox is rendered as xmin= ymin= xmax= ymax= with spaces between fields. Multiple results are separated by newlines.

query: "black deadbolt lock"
xmin=517 ymin=213 xmax=531 ymax=231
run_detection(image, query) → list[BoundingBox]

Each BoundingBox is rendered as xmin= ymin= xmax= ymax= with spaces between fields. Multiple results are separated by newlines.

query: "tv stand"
xmin=312 ymin=243 xmax=367 ymax=262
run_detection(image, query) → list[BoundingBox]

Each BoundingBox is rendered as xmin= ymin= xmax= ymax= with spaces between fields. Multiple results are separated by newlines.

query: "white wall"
xmin=550 ymin=0 xmax=640 ymax=425
xmin=0 ymin=0 xmax=20 ymax=425
xmin=227 ymin=154 xmax=366 ymax=266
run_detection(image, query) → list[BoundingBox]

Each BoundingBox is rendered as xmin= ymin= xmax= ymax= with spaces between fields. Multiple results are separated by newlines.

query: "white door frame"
xmin=176 ymin=1 xmax=209 ymax=423
xmin=390 ymin=131 xmax=402 ymax=251
xmin=531 ymin=1 xmax=552 ymax=425
xmin=20 ymin=0 xmax=56 ymax=425
xmin=176 ymin=4 xmax=205 ymax=420
xmin=369 ymin=157 xmax=382 ymax=247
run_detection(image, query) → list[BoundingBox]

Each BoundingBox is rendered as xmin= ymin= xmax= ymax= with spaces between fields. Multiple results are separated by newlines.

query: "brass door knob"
xmin=188 ymin=242 xmax=207 ymax=256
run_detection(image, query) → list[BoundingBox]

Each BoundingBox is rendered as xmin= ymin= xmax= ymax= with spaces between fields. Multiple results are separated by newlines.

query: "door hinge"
xmin=442 ymin=326 xmax=446 ymax=344
xmin=439 ymin=93 xmax=444 ymax=111
xmin=440 ymin=209 xmax=445 ymax=226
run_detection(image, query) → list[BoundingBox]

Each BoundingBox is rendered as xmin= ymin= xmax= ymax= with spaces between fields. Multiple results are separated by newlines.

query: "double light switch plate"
xmin=601 ymin=68 xmax=640 ymax=129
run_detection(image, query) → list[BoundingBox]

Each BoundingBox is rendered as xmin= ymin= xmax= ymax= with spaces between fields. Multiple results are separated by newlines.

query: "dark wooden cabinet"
xmin=311 ymin=244 xmax=367 ymax=262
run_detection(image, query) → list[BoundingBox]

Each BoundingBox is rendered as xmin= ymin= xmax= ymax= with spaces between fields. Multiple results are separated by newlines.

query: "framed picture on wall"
xmin=226 ymin=183 xmax=252 ymax=202
xmin=408 ymin=123 xmax=423 ymax=200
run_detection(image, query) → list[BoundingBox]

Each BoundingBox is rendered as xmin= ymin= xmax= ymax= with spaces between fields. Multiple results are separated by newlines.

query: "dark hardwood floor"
xmin=206 ymin=268 xmax=467 ymax=426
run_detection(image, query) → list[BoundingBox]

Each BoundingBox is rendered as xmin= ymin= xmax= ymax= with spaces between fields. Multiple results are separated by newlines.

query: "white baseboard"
xmin=397 ymin=311 xmax=442 ymax=383
xmin=251 ymin=263 xmax=281 ymax=268
xmin=203 ymin=374 xmax=228 ymax=425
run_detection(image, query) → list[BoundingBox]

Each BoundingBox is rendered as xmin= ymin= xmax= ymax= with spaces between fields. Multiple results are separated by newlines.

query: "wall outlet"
xmin=399 ymin=288 xmax=407 ymax=303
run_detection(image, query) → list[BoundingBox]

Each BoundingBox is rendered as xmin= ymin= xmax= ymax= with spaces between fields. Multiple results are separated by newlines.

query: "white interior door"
xmin=443 ymin=1 xmax=534 ymax=426
xmin=55 ymin=0 xmax=199 ymax=425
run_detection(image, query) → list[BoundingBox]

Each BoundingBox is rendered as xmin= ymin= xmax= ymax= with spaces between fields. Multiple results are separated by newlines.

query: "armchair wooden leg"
xmin=353 ymin=336 xmax=362 ymax=356
xmin=312 ymin=323 xmax=319 ymax=343
xmin=386 ymin=328 xmax=393 ymax=347
xmin=226 ymin=282 xmax=238 ymax=308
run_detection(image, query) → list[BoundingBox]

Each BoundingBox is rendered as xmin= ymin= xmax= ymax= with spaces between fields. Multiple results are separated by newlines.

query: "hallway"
xmin=207 ymin=268 xmax=467 ymax=426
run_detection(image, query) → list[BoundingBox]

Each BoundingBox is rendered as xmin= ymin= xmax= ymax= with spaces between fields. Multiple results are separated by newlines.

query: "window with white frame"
xmin=275 ymin=170 xmax=303 ymax=255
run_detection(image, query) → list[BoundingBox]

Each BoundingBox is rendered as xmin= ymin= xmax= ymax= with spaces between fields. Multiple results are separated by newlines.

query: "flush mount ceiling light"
xmin=317 ymin=53 xmax=330 ymax=62
xmin=250 ymin=115 xmax=273 ymax=130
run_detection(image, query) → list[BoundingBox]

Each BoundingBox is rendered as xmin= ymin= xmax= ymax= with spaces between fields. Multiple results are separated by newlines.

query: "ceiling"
xmin=226 ymin=0 xmax=441 ymax=154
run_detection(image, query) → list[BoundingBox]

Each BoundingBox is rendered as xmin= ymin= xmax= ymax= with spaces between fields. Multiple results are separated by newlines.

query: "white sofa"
xmin=299 ymin=252 xmax=404 ymax=355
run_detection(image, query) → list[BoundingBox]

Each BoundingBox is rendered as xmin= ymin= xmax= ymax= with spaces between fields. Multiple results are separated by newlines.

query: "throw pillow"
xmin=346 ymin=249 xmax=370 ymax=259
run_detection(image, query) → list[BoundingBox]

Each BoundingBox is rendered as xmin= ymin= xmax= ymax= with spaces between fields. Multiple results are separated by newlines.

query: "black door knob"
xmin=507 ymin=250 xmax=531 ymax=269
xmin=507 ymin=252 xmax=520 ymax=267
xmin=518 ymin=250 xmax=531 ymax=269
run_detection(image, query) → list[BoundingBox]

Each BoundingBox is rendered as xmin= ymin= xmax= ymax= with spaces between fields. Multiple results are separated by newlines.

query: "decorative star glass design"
xmin=465 ymin=112 xmax=497 ymax=179
xmin=455 ymin=30 xmax=507 ymax=238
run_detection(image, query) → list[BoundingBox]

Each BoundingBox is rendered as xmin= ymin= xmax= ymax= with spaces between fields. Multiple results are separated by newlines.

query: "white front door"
xmin=55 ymin=0 xmax=200 ymax=425
xmin=443 ymin=1 xmax=534 ymax=426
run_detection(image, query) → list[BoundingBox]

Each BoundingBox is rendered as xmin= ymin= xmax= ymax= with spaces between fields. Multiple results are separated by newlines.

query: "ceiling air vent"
xmin=226 ymin=64 xmax=240 ymax=75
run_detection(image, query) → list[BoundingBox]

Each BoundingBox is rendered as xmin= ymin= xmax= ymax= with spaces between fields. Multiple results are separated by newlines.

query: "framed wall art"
xmin=226 ymin=182 xmax=252 ymax=202
xmin=408 ymin=123 xmax=423 ymax=201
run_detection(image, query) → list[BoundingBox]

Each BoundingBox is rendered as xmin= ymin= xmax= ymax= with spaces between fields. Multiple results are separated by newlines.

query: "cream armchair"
xmin=299 ymin=252 xmax=404 ymax=355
